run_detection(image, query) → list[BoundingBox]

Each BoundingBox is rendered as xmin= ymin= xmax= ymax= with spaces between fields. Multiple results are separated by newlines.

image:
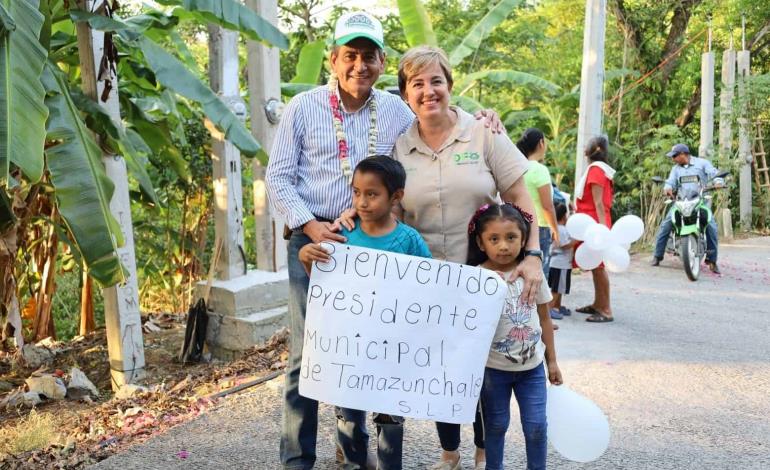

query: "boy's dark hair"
xmin=555 ymin=203 xmax=568 ymax=222
xmin=516 ymin=128 xmax=545 ymax=157
xmin=466 ymin=203 xmax=532 ymax=266
xmin=354 ymin=155 xmax=406 ymax=196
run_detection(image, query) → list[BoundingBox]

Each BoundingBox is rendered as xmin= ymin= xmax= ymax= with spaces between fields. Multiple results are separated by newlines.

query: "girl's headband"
xmin=467 ymin=203 xmax=533 ymax=235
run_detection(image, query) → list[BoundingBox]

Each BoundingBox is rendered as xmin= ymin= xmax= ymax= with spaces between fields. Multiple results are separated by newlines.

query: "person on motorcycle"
xmin=650 ymin=143 xmax=724 ymax=273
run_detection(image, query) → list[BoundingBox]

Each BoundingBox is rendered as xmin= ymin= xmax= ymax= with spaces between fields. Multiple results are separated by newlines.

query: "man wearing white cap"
xmin=266 ymin=11 xmax=501 ymax=470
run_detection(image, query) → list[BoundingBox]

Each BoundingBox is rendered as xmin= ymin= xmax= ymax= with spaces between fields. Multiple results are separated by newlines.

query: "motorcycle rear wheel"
xmin=682 ymin=234 xmax=700 ymax=281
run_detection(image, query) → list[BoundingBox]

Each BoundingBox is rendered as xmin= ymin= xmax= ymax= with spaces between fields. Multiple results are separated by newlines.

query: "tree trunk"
xmin=675 ymin=81 xmax=701 ymax=128
xmin=79 ymin=269 xmax=95 ymax=335
xmin=32 ymin=220 xmax=58 ymax=341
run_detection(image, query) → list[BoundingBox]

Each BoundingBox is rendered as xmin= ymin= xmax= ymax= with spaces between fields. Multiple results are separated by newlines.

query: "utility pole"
xmin=208 ymin=25 xmax=247 ymax=280
xmin=699 ymin=27 xmax=715 ymax=159
xmin=203 ymin=2 xmax=289 ymax=359
xmin=75 ymin=0 xmax=144 ymax=389
xmin=246 ymin=0 xmax=287 ymax=272
xmin=718 ymin=39 xmax=735 ymax=162
xmin=574 ymin=0 xmax=606 ymax=186
xmin=737 ymin=18 xmax=752 ymax=230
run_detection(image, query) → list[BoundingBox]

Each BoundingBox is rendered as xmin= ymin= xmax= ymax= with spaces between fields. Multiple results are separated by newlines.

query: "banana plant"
xmin=0 ymin=0 xmax=289 ymax=343
xmin=0 ymin=0 xmax=48 ymax=186
xmin=394 ymin=0 xmax=559 ymax=113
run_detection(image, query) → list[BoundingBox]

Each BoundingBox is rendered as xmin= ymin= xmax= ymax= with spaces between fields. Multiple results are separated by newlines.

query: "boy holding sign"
xmin=300 ymin=156 xmax=431 ymax=469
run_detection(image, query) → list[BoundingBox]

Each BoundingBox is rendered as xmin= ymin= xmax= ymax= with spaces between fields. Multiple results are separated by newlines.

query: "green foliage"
xmin=43 ymin=64 xmax=125 ymax=287
xmin=396 ymin=0 xmax=437 ymax=47
xmin=138 ymin=36 xmax=262 ymax=159
xmin=0 ymin=0 xmax=49 ymax=185
xmin=291 ymin=39 xmax=325 ymax=84
xmin=157 ymin=0 xmax=288 ymax=49
xmin=448 ymin=0 xmax=522 ymax=67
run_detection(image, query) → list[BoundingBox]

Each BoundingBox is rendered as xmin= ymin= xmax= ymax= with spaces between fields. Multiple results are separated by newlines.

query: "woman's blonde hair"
xmin=397 ymin=46 xmax=453 ymax=97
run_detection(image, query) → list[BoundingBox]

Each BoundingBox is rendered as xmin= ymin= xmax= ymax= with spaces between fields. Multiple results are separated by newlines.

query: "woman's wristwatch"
xmin=524 ymin=249 xmax=543 ymax=262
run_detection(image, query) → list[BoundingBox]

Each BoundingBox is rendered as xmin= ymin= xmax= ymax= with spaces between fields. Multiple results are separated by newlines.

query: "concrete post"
xmin=736 ymin=49 xmax=752 ymax=230
xmin=699 ymin=51 xmax=715 ymax=159
xmin=718 ymin=48 xmax=736 ymax=161
xmin=76 ymin=0 xmax=145 ymax=389
xmin=208 ymin=26 xmax=247 ymax=280
xmin=246 ymin=0 xmax=287 ymax=272
xmin=574 ymin=0 xmax=606 ymax=186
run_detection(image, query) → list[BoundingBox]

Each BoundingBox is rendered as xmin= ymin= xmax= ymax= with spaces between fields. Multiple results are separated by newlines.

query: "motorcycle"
xmin=651 ymin=171 xmax=728 ymax=281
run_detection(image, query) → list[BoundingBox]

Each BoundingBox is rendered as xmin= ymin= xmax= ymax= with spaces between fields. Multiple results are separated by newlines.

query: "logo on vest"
xmin=345 ymin=14 xmax=375 ymax=30
xmin=453 ymin=152 xmax=480 ymax=165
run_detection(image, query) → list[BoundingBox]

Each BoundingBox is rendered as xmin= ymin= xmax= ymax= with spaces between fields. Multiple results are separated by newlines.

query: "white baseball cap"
xmin=334 ymin=11 xmax=384 ymax=49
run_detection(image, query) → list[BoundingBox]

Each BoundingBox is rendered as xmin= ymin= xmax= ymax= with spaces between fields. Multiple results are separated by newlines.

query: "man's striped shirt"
xmin=266 ymin=86 xmax=414 ymax=229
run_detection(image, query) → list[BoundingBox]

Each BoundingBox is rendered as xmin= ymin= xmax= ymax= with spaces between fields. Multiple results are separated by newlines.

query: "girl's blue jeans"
xmin=481 ymin=364 xmax=547 ymax=470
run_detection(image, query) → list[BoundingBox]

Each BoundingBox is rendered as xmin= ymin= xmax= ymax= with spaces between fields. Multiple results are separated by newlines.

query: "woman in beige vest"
xmin=392 ymin=45 xmax=544 ymax=470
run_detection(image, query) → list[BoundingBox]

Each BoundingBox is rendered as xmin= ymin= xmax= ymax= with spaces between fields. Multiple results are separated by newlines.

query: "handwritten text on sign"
xmin=299 ymin=243 xmax=506 ymax=424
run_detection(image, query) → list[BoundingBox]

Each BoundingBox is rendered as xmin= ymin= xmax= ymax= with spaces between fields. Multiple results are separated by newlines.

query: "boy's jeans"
xmin=337 ymin=408 xmax=404 ymax=469
xmin=280 ymin=232 xmax=317 ymax=469
xmin=481 ymin=364 xmax=547 ymax=470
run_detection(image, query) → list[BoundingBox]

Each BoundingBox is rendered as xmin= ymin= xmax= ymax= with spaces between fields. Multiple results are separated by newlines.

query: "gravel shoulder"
xmin=91 ymin=237 xmax=770 ymax=470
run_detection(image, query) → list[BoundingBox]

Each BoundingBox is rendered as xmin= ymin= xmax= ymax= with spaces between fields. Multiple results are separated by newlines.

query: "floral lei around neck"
xmin=328 ymin=74 xmax=378 ymax=183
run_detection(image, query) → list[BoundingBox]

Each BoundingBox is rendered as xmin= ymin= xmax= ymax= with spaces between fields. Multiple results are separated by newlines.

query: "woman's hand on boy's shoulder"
xmin=334 ymin=208 xmax=357 ymax=231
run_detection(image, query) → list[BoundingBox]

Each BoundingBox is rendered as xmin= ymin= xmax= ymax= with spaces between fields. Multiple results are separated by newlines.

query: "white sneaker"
xmin=428 ymin=457 xmax=462 ymax=470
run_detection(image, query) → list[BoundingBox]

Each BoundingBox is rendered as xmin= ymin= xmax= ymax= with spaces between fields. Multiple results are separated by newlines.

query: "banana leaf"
xmin=396 ymin=0 xmax=437 ymax=47
xmin=0 ymin=0 xmax=48 ymax=185
xmin=70 ymin=90 xmax=159 ymax=204
xmin=138 ymin=36 xmax=261 ymax=158
xmin=456 ymin=69 xmax=561 ymax=96
xmin=451 ymin=95 xmax=484 ymax=114
xmin=281 ymin=82 xmax=316 ymax=98
xmin=290 ymin=39 xmax=325 ymax=84
xmin=448 ymin=0 xmax=522 ymax=67
xmin=158 ymin=0 xmax=288 ymax=49
xmin=42 ymin=63 xmax=124 ymax=287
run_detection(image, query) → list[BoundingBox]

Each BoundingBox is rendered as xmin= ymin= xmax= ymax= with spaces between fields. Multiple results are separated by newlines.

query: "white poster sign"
xmin=299 ymin=243 xmax=507 ymax=424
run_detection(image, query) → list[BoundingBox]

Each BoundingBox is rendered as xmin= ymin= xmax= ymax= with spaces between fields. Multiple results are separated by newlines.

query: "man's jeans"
xmin=538 ymin=227 xmax=552 ymax=275
xmin=481 ymin=364 xmax=547 ymax=470
xmin=337 ymin=408 xmax=403 ymax=469
xmin=281 ymin=231 xmax=317 ymax=469
xmin=653 ymin=209 xmax=718 ymax=263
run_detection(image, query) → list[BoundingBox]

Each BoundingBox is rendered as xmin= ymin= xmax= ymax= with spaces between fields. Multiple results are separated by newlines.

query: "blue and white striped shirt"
xmin=266 ymin=86 xmax=415 ymax=229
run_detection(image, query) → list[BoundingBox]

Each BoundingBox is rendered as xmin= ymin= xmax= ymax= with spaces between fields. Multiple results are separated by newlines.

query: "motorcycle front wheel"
xmin=682 ymin=234 xmax=700 ymax=281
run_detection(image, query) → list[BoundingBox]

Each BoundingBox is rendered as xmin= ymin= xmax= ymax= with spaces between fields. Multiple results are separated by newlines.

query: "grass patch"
xmin=0 ymin=409 xmax=60 ymax=459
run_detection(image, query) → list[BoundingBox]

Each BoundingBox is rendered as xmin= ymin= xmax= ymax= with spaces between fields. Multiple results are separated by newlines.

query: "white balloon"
xmin=603 ymin=244 xmax=631 ymax=272
xmin=565 ymin=213 xmax=596 ymax=241
xmin=547 ymin=386 xmax=610 ymax=463
xmin=584 ymin=224 xmax=611 ymax=251
xmin=575 ymin=243 xmax=603 ymax=270
xmin=610 ymin=215 xmax=645 ymax=245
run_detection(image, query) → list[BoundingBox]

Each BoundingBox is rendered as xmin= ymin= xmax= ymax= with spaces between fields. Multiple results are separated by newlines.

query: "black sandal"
xmin=575 ymin=305 xmax=599 ymax=315
xmin=586 ymin=314 xmax=614 ymax=323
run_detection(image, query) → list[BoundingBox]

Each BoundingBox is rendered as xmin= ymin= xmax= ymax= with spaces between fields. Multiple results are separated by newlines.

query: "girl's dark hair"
xmin=466 ymin=203 xmax=531 ymax=266
xmin=516 ymin=128 xmax=545 ymax=157
xmin=584 ymin=135 xmax=609 ymax=163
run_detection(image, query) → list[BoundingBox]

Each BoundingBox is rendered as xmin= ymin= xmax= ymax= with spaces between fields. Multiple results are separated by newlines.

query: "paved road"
xmin=92 ymin=237 xmax=770 ymax=470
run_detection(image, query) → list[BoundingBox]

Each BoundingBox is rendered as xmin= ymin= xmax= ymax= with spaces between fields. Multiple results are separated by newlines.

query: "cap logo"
xmin=346 ymin=14 xmax=375 ymax=30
